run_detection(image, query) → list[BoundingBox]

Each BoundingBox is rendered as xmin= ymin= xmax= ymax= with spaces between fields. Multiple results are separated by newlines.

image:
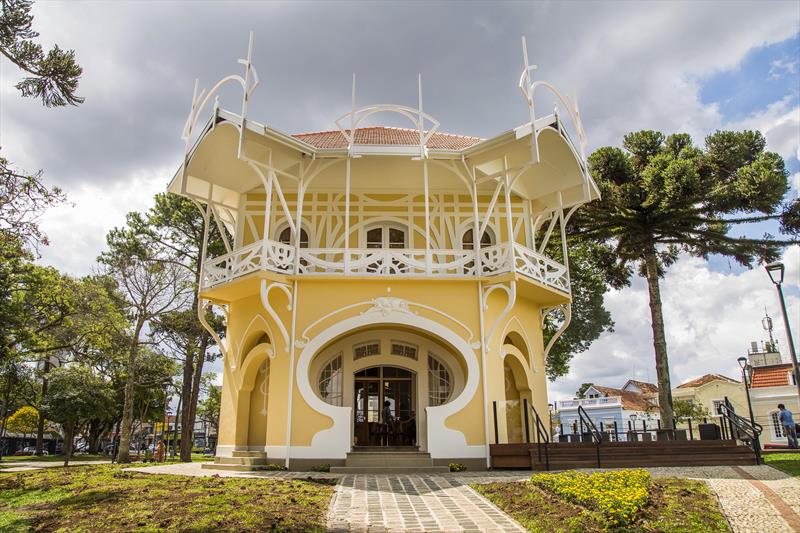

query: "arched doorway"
xmin=308 ymin=327 xmax=465 ymax=452
xmin=353 ymin=366 xmax=415 ymax=446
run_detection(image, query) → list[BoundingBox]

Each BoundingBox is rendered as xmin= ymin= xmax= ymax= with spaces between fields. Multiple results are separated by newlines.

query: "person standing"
xmin=777 ymin=404 xmax=798 ymax=449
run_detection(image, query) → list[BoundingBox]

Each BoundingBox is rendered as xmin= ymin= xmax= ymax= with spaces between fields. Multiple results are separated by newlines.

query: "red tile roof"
xmin=291 ymin=126 xmax=483 ymax=150
xmin=623 ymin=380 xmax=659 ymax=394
xmin=591 ymin=385 xmax=658 ymax=412
xmin=751 ymin=364 xmax=794 ymax=388
xmin=676 ymin=374 xmax=740 ymax=389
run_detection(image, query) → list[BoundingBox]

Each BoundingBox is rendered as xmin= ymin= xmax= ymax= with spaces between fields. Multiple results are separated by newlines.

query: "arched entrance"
xmin=308 ymin=327 xmax=465 ymax=453
xmin=354 ymin=366 xmax=415 ymax=446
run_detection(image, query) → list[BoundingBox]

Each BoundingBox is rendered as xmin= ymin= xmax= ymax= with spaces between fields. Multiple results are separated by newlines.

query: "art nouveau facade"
xmin=167 ymin=35 xmax=598 ymax=468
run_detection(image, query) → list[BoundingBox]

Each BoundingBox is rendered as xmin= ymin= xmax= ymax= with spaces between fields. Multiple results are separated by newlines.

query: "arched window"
xmin=461 ymin=228 xmax=494 ymax=250
xmin=428 ymin=353 xmax=452 ymax=406
xmin=318 ymin=353 xmax=343 ymax=406
xmin=365 ymin=223 xmax=407 ymax=249
xmin=278 ymin=226 xmax=309 ymax=247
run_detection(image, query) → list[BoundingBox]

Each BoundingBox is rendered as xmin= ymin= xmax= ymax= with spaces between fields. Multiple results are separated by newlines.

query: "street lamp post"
xmin=765 ymin=262 xmax=800 ymax=401
xmin=737 ymin=356 xmax=762 ymax=464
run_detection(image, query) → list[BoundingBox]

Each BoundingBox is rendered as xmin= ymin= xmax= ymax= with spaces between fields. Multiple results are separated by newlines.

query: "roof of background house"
xmin=291 ymin=126 xmax=484 ymax=150
xmin=751 ymin=363 xmax=794 ymax=388
xmin=623 ymin=380 xmax=659 ymax=394
xmin=591 ymin=385 xmax=658 ymax=412
xmin=676 ymin=374 xmax=740 ymax=389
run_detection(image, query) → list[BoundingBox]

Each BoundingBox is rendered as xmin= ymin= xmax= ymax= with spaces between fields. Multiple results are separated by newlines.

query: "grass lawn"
xmin=763 ymin=453 xmax=800 ymax=477
xmin=0 ymin=454 xmax=108 ymax=463
xmin=0 ymin=464 xmax=334 ymax=532
xmin=473 ymin=476 xmax=728 ymax=532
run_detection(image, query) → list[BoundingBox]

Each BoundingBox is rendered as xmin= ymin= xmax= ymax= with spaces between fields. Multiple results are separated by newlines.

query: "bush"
xmin=264 ymin=463 xmax=287 ymax=471
xmin=448 ymin=463 xmax=467 ymax=472
xmin=309 ymin=464 xmax=331 ymax=472
xmin=530 ymin=469 xmax=650 ymax=528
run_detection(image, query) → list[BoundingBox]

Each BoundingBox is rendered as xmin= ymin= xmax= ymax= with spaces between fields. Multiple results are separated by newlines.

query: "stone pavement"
xmin=125 ymin=462 xmax=800 ymax=532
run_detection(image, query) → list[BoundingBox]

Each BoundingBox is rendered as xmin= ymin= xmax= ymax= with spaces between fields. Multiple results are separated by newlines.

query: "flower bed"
xmin=530 ymin=469 xmax=650 ymax=528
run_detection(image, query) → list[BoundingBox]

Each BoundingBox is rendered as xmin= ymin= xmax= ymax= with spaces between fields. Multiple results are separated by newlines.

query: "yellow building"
xmin=672 ymin=374 xmax=747 ymax=419
xmin=167 ymin=35 xmax=598 ymax=469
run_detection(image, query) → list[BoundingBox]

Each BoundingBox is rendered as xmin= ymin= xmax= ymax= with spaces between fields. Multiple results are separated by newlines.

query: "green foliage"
xmin=673 ymin=399 xmax=710 ymax=420
xmin=40 ymin=366 xmax=115 ymax=429
xmin=531 ymin=469 xmax=651 ymax=528
xmin=0 ymin=0 xmax=84 ymax=107
xmin=5 ymin=406 xmax=37 ymax=435
xmin=575 ymin=129 xmax=793 ymax=426
xmin=197 ymin=383 xmax=221 ymax=434
xmin=575 ymin=383 xmax=594 ymax=399
xmin=448 ymin=463 xmax=467 ymax=472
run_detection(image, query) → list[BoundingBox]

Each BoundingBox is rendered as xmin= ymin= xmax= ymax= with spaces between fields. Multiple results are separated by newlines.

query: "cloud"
xmin=727 ymin=96 xmax=800 ymax=161
xmin=550 ymin=245 xmax=800 ymax=400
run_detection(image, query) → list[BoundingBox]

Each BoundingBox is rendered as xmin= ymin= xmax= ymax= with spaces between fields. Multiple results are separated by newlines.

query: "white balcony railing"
xmin=202 ymin=240 xmax=570 ymax=294
xmin=558 ymin=397 xmax=622 ymax=410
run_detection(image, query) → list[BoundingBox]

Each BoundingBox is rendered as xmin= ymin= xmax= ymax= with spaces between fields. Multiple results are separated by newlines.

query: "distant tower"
xmin=749 ymin=310 xmax=783 ymax=367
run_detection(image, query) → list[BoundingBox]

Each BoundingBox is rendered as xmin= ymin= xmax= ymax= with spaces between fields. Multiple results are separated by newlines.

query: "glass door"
xmin=365 ymin=225 xmax=406 ymax=273
xmin=353 ymin=367 xmax=415 ymax=446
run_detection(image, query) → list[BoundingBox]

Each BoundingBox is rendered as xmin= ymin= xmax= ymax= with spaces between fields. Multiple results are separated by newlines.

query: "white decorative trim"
xmin=541 ymin=303 xmax=571 ymax=360
xmin=483 ymin=281 xmax=516 ymax=347
xmin=295 ymin=305 xmax=481 ymax=460
xmin=259 ymin=280 xmax=293 ymax=352
xmin=237 ymin=314 xmax=276 ymax=369
xmin=199 ymin=299 xmax=228 ymax=363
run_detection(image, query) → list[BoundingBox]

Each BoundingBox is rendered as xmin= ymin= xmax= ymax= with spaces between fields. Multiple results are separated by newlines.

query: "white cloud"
xmin=37 ymin=168 xmax=168 ymax=275
xmin=550 ymin=246 xmax=800 ymax=400
xmin=727 ymin=97 xmax=800 ymax=161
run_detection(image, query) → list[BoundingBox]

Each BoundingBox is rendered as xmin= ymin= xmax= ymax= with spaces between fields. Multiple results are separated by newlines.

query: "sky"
xmin=1 ymin=1 xmax=799 ymax=401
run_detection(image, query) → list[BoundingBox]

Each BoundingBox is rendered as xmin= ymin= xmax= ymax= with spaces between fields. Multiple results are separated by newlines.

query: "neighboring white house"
xmin=557 ymin=380 xmax=660 ymax=440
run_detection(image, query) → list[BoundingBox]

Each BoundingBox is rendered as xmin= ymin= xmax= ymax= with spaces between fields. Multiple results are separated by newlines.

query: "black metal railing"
xmin=577 ymin=405 xmax=602 ymax=467
xmin=526 ymin=400 xmax=551 ymax=471
xmin=718 ymin=397 xmax=762 ymax=464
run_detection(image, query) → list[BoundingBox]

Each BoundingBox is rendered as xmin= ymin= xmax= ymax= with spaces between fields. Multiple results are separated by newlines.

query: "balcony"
xmin=202 ymin=240 xmax=569 ymax=294
xmin=558 ymin=397 xmax=622 ymax=410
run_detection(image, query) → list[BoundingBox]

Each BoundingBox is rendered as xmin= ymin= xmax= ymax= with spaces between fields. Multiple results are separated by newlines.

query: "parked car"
xmin=16 ymin=447 xmax=48 ymax=456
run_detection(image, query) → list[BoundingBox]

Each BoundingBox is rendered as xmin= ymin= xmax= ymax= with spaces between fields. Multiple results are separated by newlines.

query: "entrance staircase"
xmin=330 ymin=446 xmax=449 ymax=473
xmin=201 ymin=450 xmax=270 ymax=472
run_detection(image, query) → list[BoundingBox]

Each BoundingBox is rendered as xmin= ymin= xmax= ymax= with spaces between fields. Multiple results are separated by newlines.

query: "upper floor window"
xmin=278 ymin=226 xmax=309 ymax=248
xmin=461 ymin=228 xmax=494 ymax=250
xmin=366 ymin=224 xmax=406 ymax=249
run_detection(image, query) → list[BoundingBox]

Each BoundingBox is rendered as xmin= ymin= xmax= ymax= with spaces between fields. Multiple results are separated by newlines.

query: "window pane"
xmin=389 ymin=228 xmax=405 ymax=247
xmin=279 ymin=227 xmax=292 ymax=244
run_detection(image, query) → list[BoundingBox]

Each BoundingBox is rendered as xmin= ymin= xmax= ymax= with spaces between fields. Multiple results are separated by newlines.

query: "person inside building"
xmin=778 ymin=404 xmax=798 ymax=449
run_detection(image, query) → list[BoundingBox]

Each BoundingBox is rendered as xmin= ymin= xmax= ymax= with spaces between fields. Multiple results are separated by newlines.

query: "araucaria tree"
xmin=576 ymin=130 xmax=791 ymax=428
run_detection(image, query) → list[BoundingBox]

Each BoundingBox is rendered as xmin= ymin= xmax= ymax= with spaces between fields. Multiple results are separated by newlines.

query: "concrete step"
xmin=215 ymin=456 xmax=267 ymax=466
xmin=330 ymin=465 xmax=450 ymax=474
xmin=231 ymin=451 xmax=267 ymax=458
xmin=345 ymin=451 xmax=434 ymax=468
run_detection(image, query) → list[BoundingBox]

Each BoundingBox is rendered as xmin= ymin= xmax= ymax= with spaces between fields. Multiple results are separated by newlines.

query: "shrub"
xmin=264 ymin=463 xmax=287 ymax=471
xmin=449 ymin=463 xmax=467 ymax=472
xmin=309 ymin=464 xmax=331 ymax=472
xmin=530 ymin=469 xmax=650 ymax=528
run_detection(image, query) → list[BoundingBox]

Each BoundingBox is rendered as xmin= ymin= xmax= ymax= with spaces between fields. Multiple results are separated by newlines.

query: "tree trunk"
xmin=178 ymin=344 xmax=195 ymax=462
xmin=117 ymin=317 xmax=144 ymax=463
xmin=186 ymin=333 xmax=209 ymax=458
xmin=0 ymin=365 xmax=17 ymax=461
xmin=35 ymin=358 xmax=50 ymax=456
xmin=643 ymin=248 xmax=675 ymax=429
xmin=63 ymin=422 xmax=74 ymax=467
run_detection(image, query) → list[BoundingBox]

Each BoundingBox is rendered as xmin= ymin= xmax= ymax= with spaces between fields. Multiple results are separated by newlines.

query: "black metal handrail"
xmin=718 ymin=398 xmax=762 ymax=464
xmin=577 ymin=405 xmax=602 ymax=467
xmin=528 ymin=403 xmax=551 ymax=471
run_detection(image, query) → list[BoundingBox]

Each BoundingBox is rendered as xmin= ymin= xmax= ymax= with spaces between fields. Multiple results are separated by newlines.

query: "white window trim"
xmin=360 ymin=221 xmax=409 ymax=248
xmin=274 ymin=221 xmax=314 ymax=247
xmin=770 ymin=410 xmax=786 ymax=440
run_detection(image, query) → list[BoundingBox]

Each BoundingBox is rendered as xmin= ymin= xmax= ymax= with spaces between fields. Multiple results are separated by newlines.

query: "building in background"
xmin=672 ymin=374 xmax=745 ymax=418
xmin=557 ymin=380 xmax=660 ymax=439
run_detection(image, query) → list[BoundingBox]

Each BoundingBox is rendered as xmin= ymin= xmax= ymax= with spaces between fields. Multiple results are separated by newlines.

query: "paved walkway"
xmin=125 ymin=463 xmax=800 ymax=532
xmin=0 ymin=460 xmax=111 ymax=472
